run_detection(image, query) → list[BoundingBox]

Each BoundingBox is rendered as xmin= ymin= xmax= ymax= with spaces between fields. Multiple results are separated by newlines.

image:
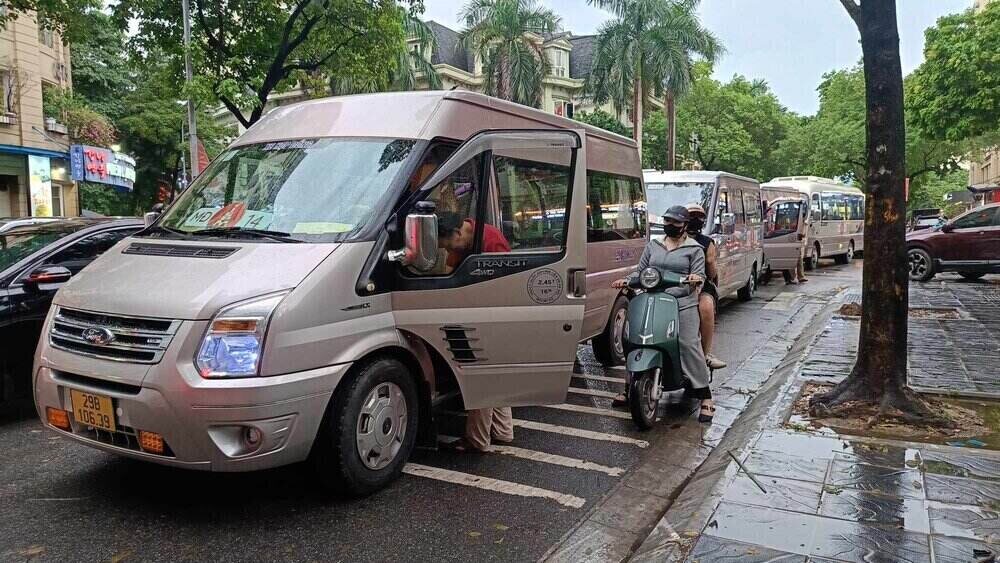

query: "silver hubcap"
xmin=612 ymin=309 xmax=627 ymax=357
xmin=748 ymin=271 xmax=756 ymax=295
xmin=356 ymin=382 xmax=407 ymax=470
xmin=909 ymin=251 xmax=929 ymax=278
xmin=847 ymin=244 xmax=854 ymax=261
xmin=639 ymin=374 xmax=656 ymax=418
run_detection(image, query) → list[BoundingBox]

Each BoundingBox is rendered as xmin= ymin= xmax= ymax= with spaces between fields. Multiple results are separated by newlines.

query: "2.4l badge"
xmin=527 ymin=268 xmax=562 ymax=304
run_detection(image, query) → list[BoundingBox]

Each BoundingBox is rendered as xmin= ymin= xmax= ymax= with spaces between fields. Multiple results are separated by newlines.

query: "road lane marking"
xmin=512 ymin=419 xmax=649 ymax=448
xmin=572 ymin=374 xmax=626 ymax=384
xmin=403 ymin=463 xmax=586 ymax=508
xmin=567 ymin=387 xmax=620 ymax=399
xmin=440 ymin=436 xmax=625 ymax=476
xmin=542 ymin=403 xmax=633 ymax=420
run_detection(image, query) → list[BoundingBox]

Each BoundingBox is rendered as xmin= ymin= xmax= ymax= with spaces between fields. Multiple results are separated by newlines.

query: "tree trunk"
xmin=499 ymin=51 xmax=511 ymax=102
xmin=813 ymin=0 xmax=930 ymax=419
xmin=666 ymin=92 xmax=676 ymax=171
xmin=633 ymin=75 xmax=643 ymax=157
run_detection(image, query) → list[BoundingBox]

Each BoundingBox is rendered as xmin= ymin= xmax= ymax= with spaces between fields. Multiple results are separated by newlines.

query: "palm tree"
xmin=460 ymin=0 xmax=561 ymax=107
xmin=331 ymin=13 xmax=442 ymax=95
xmin=588 ymin=0 xmax=721 ymax=163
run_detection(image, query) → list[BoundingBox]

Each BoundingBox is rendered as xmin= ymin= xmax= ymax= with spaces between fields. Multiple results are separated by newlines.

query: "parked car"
xmin=908 ymin=208 xmax=945 ymax=232
xmin=906 ymin=202 xmax=1000 ymax=282
xmin=32 ymin=91 xmax=646 ymax=495
xmin=0 ymin=216 xmax=65 ymax=233
xmin=0 ymin=218 xmax=142 ymax=402
xmin=645 ymin=170 xmax=763 ymax=301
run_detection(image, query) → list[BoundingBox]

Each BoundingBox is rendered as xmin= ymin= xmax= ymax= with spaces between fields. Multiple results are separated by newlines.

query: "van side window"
xmin=409 ymin=156 xmax=482 ymax=275
xmin=716 ymin=189 xmax=733 ymax=235
xmin=492 ymin=156 xmax=570 ymax=252
xmin=731 ymin=189 xmax=746 ymax=226
xmin=586 ymin=172 xmax=646 ymax=242
xmin=743 ymin=191 xmax=761 ymax=225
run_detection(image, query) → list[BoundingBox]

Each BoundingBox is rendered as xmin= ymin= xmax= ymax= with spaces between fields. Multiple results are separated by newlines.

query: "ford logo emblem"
xmin=82 ymin=327 xmax=115 ymax=346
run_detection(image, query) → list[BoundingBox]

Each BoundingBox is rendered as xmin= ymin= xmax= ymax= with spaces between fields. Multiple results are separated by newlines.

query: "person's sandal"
xmin=612 ymin=393 xmax=628 ymax=407
xmin=706 ymin=354 xmax=727 ymax=370
xmin=698 ymin=404 xmax=716 ymax=424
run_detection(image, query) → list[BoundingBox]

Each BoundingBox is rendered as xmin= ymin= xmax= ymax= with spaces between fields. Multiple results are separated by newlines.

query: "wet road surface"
xmin=0 ymin=260 xmax=861 ymax=562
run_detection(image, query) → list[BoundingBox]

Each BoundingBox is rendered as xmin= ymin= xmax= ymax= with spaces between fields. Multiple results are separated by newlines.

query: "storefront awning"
xmin=0 ymin=143 xmax=70 ymax=160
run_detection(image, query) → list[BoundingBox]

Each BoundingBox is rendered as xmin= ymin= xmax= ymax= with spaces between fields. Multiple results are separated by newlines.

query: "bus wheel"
xmin=312 ymin=356 xmax=418 ymax=497
xmin=835 ymin=242 xmax=854 ymax=265
xmin=594 ymin=296 xmax=629 ymax=366
xmin=805 ymin=244 xmax=820 ymax=271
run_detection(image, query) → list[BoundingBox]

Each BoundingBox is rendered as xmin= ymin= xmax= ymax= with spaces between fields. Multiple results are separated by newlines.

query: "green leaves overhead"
xmin=1 ymin=0 xmax=101 ymax=43
xmin=460 ymin=0 xmax=560 ymax=107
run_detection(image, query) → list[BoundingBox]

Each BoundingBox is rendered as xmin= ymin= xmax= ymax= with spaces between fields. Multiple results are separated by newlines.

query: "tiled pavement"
xmin=642 ymin=430 xmax=1000 ymax=562
xmin=801 ymin=275 xmax=1000 ymax=397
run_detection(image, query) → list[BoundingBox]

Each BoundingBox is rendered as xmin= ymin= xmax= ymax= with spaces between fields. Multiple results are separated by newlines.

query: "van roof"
xmin=642 ymin=169 xmax=760 ymax=185
xmin=762 ymin=176 xmax=863 ymax=194
xmin=230 ymin=90 xmax=641 ymax=177
xmin=233 ymin=90 xmax=636 ymax=148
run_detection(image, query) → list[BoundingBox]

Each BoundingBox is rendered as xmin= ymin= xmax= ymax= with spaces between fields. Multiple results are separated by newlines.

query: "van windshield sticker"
xmin=261 ymin=140 xmax=317 ymax=151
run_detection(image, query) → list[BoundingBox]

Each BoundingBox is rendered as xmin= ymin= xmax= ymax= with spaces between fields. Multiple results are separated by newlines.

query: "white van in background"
xmin=762 ymin=176 xmax=864 ymax=270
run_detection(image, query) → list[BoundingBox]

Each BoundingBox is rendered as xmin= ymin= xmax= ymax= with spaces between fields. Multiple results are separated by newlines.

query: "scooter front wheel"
xmin=629 ymin=370 xmax=658 ymax=430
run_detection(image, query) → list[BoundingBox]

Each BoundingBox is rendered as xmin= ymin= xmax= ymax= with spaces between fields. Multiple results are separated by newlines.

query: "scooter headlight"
xmin=640 ymin=267 xmax=661 ymax=289
xmin=196 ymin=292 xmax=288 ymax=378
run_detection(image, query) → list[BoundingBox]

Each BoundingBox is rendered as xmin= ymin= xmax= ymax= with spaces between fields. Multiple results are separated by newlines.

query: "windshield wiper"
xmin=141 ymin=225 xmax=193 ymax=238
xmin=189 ymin=227 xmax=303 ymax=243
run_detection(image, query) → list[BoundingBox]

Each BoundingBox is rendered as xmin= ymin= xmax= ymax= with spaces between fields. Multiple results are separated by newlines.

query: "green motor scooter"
xmin=625 ymin=267 xmax=694 ymax=430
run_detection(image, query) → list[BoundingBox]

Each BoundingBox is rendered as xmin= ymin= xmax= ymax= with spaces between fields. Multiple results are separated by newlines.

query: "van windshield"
xmin=645 ymin=182 xmax=715 ymax=221
xmin=154 ymin=138 xmax=417 ymax=242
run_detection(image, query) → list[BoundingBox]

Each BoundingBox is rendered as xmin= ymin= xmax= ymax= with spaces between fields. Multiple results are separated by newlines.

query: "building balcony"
xmin=44 ymin=117 xmax=67 ymax=134
xmin=0 ymin=113 xmax=17 ymax=126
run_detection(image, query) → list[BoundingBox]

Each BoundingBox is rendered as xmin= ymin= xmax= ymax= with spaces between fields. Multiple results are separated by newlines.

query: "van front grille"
xmin=74 ymin=423 xmax=175 ymax=457
xmin=123 ymin=242 xmax=238 ymax=259
xmin=49 ymin=307 xmax=180 ymax=364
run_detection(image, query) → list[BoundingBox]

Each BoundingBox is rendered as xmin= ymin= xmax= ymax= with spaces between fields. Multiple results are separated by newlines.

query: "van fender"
xmin=626 ymin=348 xmax=663 ymax=373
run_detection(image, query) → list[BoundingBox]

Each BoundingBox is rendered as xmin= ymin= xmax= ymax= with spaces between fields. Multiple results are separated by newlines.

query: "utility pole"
xmin=182 ymin=0 xmax=199 ymax=178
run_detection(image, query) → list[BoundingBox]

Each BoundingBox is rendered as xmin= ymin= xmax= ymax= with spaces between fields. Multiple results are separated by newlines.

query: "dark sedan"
xmin=907 ymin=203 xmax=1000 ymax=282
xmin=1 ymin=218 xmax=142 ymax=402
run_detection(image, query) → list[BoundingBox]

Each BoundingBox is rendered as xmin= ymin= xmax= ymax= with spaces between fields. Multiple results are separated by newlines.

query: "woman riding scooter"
xmin=613 ymin=206 xmax=715 ymax=423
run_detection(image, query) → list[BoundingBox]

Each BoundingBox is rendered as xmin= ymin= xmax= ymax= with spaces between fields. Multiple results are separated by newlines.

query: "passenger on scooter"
xmin=613 ymin=205 xmax=715 ymax=423
xmin=685 ymin=204 xmax=727 ymax=370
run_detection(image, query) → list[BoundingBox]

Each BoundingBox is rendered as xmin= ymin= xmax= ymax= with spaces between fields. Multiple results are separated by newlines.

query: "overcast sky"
xmin=421 ymin=0 xmax=974 ymax=116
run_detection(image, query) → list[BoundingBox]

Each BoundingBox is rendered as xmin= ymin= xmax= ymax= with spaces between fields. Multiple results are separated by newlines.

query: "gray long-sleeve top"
xmin=629 ymin=237 xmax=706 ymax=310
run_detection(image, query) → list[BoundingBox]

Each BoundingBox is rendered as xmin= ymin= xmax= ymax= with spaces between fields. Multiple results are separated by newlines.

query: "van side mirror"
xmin=388 ymin=201 xmax=439 ymax=272
xmin=24 ymin=265 xmax=72 ymax=292
xmin=941 ymin=223 xmax=955 ymax=233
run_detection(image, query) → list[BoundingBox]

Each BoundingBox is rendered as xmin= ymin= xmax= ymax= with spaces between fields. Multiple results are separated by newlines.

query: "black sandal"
xmin=698 ymin=404 xmax=716 ymax=424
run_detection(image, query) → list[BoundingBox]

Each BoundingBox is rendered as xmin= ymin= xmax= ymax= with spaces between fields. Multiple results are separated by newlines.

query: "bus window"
xmin=811 ymin=193 xmax=821 ymax=222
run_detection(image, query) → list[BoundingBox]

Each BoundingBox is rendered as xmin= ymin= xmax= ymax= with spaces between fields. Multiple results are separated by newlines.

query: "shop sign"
xmin=28 ymin=155 xmax=53 ymax=217
xmin=70 ymin=145 xmax=136 ymax=190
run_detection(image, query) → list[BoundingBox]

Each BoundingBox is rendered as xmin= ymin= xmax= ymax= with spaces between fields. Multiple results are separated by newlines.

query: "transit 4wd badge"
xmin=527 ymin=268 xmax=562 ymax=304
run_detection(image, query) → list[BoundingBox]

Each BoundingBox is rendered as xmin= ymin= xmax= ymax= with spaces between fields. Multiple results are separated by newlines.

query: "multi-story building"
xmin=0 ymin=10 xmax=77 ymax=218
xmin=969 ymin=0 xmax=1000 ymax=204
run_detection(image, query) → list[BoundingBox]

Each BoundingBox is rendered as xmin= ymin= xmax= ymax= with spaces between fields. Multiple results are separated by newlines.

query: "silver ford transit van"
xmin=33 ymin=91 xmax=645 ymax=495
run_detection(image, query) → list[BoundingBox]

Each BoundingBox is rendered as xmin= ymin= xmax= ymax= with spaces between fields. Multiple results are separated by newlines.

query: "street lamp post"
xmin=181 ymin=0 xmax=199 ymax=179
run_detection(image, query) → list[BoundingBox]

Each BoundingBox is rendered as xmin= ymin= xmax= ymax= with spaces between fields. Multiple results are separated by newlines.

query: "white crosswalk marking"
xmin=572 ymin=374 xmax=626 ymax=384
xmin=542 ymin=403 xmax=633 ymax=420
xmin=439 ymin=436 xmax=625 ymax=476
xmin=403 ymin=463 xmax=587 ymax=508
xmin=512 ymin=419 xmax=649 ymax=448
xmin=567 ymin=387 xmax=620 ymax=399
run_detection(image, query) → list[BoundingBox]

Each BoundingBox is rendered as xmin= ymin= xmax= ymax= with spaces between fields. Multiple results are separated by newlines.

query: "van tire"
xmin=738 ymin=265 xmax=757 ymax=302
xmin=804 ymin=243 xmax=820 ymax=271
xmin=834 ymin=242 xmax=854 ymax=265
xmin=593 ymin=296 xmax=629 ymax=366
xmin=312 ymin=356 xmax=418 ymax=497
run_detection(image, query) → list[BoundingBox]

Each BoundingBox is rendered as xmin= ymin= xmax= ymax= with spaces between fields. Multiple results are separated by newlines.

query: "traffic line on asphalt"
xmin=572 ymin=374 xmax=626 ymax=384
xmin=440 ymin=436 xmax=625 ymax=476
xmin=542 ymin=403 xmax=633 ymax=420
xmin=402 ymin=463 xmax=586 ymax=508
xmin=567 ymin=387 xmax=621 ymax=399
xmin=512 ymin=418 xmax=649 ymax=448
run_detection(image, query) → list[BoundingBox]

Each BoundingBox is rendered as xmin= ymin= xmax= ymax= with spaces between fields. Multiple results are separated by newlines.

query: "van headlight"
xmin=640 ymin=267 xmax=661 ymax=289
xmin=196 ymin=292 xmax=288 ymax=378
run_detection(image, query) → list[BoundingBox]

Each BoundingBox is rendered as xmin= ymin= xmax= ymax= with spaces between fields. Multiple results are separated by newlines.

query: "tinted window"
xmin=44 ymin=228 xmax=136 ymax=274
xmin=765 ymin=201 xmax=803 ymax=239
xmin=586 ymin=172 xmax=646 ymax=242
xmin=953 ymin=207 xmax=998 ymax=229
xmin=494 ymin=156 xmax=571 ymax=252
xmin=0 ymin=227 xmax=76 ymax=271
xmin=743 ymin=190 xmax=762 ymax=225
xmin=731 ymin=189 xmax=746 ymax=226
xmin=410 ymin=156 xmax=483 ymax=276
xmin=716 ymin=190 xmax=733 ymax=235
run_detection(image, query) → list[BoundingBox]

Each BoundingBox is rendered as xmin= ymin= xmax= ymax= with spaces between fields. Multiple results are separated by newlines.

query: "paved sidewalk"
xmin=630 ymin=274 xmax=1000 ymax=563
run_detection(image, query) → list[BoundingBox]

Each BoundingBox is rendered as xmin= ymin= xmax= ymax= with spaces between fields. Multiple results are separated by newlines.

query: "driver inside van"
xmin=437 ymin=212 xmax=511 ymax=274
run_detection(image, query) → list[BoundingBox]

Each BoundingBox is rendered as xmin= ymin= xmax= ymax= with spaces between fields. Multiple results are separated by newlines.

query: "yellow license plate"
xmin=70 ymin=389 xmax=117 ymax=432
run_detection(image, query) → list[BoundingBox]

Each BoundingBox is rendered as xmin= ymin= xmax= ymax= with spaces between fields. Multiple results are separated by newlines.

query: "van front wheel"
xmin=593 ymin=296 xmax=629 ymax=366
xmin=312 ymin=356 xmax=418 ymax=497
xmin=738 ymin=266 xmax=757 ymax=302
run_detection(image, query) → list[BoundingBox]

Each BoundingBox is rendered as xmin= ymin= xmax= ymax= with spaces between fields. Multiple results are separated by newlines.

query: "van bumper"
xmin=33 ymin=360 xmax=351 ymax=472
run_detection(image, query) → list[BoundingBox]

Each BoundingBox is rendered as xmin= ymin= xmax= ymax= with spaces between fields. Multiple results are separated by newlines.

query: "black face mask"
xmin=663 ymin=223 xmax=686 ymax=238
xmin=687 ymin=218 xmax=705 ymax=234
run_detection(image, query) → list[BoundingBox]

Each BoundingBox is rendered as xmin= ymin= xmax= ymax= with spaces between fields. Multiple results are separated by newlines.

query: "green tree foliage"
xmin=0 ymin=0 xmax=100 ymax=42
xmin=460 ymin=0 xmax=560 ymax=107
xmin=909 ymin=2 xmax=1000 ymax=142
xmin=42 ymin=86 xmax=118 ymax=147
xmin=330 ymin=15 xmax=441 ymax=95
xmin=65 ymin=10 xmax=132 ymax=121
xmin=907 ymin=169 xmax=969 ymax=217
xmin=114 ymin=0 xmax=418 ymax=128
xmin=642 ymin=64 xmax=791 ymax=180
xmin=573 ymin=109 xmax=630 ymax=137
xmin=586 ymin=0 xmax=720 ymax=154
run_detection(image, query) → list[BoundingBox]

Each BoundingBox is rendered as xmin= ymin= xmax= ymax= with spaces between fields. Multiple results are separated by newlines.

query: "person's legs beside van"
xmin=699 ymin=287 xmax=726 ymax=369
xmin=463 ymin=407 xmax=514 ymax=451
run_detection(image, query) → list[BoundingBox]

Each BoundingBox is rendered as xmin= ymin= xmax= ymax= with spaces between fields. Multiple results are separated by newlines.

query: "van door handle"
xmin=568 ymin=269 xmax=587 ymax=299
